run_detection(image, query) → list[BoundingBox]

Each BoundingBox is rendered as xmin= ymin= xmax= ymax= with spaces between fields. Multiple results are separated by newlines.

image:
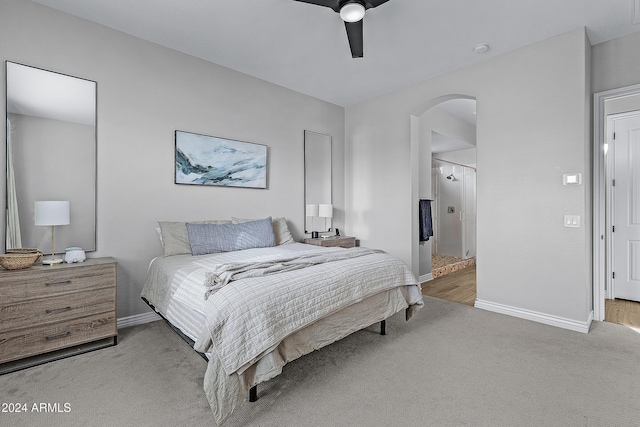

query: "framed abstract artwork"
xmin=175 ymin=130 xmax=267 ymax=188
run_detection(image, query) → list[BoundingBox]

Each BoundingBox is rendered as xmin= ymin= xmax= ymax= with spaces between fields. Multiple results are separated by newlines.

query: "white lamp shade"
xmin=35 ymin=201 xmax=70 ymax=226
xmin=318 ymin=204 xmax=333 ymax=218
xmin=306 ymin=204 xmax=319 ymax=217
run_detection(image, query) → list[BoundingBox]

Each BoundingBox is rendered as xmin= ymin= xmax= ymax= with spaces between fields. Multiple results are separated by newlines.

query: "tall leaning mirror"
xmin=6 ymin=61 xmax=96 ymax=254
xmin=304 ymin=130 xmax=332 ymax=235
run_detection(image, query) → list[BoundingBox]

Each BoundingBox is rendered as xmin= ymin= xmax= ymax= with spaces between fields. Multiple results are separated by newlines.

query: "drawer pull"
xmin=45 ymin=306 xmax=72 ymax=315
xmin=45 ymin=280 xmax=72 ymax=286
xmin=45 ymin=331 xmax=71 ymax=340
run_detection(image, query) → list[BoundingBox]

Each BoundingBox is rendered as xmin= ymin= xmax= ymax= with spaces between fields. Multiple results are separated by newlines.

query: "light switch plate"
xmin=564 ymin=215 xmax=580 ymax=228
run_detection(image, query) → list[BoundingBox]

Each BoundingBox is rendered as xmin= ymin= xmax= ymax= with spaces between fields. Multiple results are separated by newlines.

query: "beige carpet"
xmin=2 ymin=297 xmax=640 ymax=427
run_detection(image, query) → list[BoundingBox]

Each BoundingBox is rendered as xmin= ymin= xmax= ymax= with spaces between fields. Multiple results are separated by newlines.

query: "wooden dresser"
xmin=0 ymin=257 xmax=117 ymax=373
xmin=304 ymin=236 xmax=356 ymax=248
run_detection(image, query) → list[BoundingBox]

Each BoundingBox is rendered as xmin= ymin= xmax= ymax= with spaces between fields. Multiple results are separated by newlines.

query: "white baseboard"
xmin=117 ymin=311 xmax=162 ymax=329
xmin=119 ymin=299 xmax=595 ymax=334
xmin=474 ymin=299 xmax=593 ymax=334
xmin=419 ymin=273 xmax=433 ymax=283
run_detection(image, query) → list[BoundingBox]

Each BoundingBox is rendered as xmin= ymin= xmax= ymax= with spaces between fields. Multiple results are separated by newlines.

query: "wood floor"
xmin=421 ymin=265 xmax=476 ymax=306
xmin=605 ymin=298 xmax=640 ymax=330
xmin=421 ymin=265 xmax=640 ymax=330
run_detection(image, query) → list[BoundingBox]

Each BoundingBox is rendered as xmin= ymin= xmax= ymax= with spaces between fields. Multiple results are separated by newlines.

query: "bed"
xmin=141 ymin=217 xmax=424 ymax=425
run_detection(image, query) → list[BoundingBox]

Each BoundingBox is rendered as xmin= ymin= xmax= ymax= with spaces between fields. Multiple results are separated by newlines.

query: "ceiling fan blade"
xmin=344 ymin=20 xmax=363 ymax=58
xmin=293 ymin=0 xmax=392 ymax=13
xmin=293 ymin=0 xmax=391 ymax=13
xmin=295 ymin=0 xmax=391 ymax=58
xmin=362 ymin=0 xmax=390 ymax=9
xmin=292 ymin=0 xmax=341 ymax=13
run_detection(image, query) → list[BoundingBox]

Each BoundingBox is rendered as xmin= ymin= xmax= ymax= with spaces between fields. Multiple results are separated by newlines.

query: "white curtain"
xmin=6 ymin=118 xmax=22 ymax=249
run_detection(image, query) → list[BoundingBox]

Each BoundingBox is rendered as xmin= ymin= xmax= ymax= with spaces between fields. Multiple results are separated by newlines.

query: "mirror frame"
xmin=5 ymin=61 xmax=97 ymax=254
xmin=304 ymin=130 xmax=332 ymax=234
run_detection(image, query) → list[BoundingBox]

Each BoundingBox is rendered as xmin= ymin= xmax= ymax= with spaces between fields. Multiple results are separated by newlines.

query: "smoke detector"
xmin=473 ymin=43 xmax=490 ymax=54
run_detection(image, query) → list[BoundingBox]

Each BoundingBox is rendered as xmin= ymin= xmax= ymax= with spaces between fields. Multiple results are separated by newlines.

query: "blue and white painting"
xmin=175 ymin=131 xmax=267 ymax=188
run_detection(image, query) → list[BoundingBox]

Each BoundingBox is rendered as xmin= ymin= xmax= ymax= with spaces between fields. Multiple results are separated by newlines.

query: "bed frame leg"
xmin=249 ymin=385 xmax=258 ymax=402
xmin=380 ymin=319 xmax=386 ymax=335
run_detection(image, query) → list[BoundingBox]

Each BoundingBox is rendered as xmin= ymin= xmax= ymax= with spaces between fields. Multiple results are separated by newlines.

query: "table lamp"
xmin=306 ymin=204 xmax=319 ymax=238
xmin=318 ymin=203 xmax=333 ymax=237
xmin=35 ymin=201 xmax=70 ymax=265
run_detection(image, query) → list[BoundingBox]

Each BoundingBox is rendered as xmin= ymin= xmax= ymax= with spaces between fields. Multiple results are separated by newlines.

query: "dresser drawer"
xmin=0 ymin=263 xmax=116 ymax=302
xmin=0 ymin=287 xmax=115 ymax=333
xmin=0 ymin=311 xmax=117 ymax=364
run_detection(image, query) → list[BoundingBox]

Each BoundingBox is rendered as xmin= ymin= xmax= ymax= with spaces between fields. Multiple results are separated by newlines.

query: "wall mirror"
xmin=304 ymin=130 xmax=332 ymax=234
xmin=6 ymin=61 xmax=96 ymax=254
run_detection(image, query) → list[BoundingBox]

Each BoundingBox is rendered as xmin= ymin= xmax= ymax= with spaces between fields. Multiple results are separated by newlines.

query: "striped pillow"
xmin=186 ymin=217 xmax=276 ymax=255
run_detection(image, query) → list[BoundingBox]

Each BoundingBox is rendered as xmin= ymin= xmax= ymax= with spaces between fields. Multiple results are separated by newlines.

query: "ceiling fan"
xmin=293 ymin=0 xmax=390 ymax=58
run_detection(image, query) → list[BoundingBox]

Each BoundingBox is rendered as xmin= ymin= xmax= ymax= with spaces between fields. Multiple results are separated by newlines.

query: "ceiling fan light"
xmin=340 ymin=2 xmax=365 ymax=22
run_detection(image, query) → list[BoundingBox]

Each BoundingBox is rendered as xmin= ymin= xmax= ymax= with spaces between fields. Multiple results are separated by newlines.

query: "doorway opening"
xmin=413 ymin=96 xmax=477 ymax=306
xmin=594 ymin=84 xmax=640 ymax=331
xmin=603 ymin=111 xmax=640 ymax=331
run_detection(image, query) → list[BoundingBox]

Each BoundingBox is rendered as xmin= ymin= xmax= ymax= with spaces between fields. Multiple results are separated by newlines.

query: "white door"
xmin=612 ymin=112 xmax=640 ymax=301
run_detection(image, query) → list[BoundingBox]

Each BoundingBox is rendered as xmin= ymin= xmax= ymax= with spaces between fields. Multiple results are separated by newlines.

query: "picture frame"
xmin=175 ymin=130 xmax=267 ymax=189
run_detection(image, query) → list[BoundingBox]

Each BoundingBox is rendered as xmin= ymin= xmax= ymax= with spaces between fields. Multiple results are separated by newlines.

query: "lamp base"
xmin=42 ymin=258 xmax=63 ymax=265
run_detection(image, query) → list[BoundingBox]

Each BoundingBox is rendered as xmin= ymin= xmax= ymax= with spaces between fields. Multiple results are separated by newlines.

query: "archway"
xmin=410 ymin=94 xmax=478 ymax=304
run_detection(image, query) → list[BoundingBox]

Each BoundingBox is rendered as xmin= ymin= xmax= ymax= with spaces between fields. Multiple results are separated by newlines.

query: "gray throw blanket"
xmin=203 ymin=247 xmax=381 ymax=299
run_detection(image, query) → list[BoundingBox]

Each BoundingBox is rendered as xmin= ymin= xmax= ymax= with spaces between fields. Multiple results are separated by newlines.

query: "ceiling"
xmin=31 ymin=0 xmax=640 ymax=107
xmin=431 ymin=131 xmax=474 ymax=154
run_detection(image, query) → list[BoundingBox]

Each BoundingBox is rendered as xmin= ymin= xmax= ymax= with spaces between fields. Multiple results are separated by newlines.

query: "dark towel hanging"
xmin=419 ymin=199 xmax=433 ymax=242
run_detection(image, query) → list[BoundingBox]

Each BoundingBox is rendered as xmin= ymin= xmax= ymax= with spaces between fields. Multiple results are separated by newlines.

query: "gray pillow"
xmin=186 ymin=217 xmax=276 ymax=255
xmin=231 ymin=216 xmax=294 ymax=245
xmin=158 ymin=220 xmax=231 ymax=256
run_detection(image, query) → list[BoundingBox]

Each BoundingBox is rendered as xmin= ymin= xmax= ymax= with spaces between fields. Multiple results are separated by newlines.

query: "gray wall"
xmin=346 ymin=29 xmax=593 ymax=331
xmin=592 ymin=30 xmax=640 ymax=94
xmin=0 ymin=0 xmax=345 ymax=319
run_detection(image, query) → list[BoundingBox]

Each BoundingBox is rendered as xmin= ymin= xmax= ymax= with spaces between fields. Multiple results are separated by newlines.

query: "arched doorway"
xmin=410 ymin=95 xmax=478 ymax=306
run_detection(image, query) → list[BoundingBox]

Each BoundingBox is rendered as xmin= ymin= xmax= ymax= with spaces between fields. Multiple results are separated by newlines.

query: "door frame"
xmin=593 ymin=83 xmax=640 ymax=321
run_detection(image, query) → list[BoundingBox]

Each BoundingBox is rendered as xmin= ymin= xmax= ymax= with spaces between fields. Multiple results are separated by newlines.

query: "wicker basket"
xmin=6 ymin=248 xmax=43 ymax=262
xmin=0 ymin=249 xmax=43 ymax=270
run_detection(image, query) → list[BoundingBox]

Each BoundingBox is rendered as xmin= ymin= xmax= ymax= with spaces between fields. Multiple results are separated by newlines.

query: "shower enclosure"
xmin=432 ymin=160 xmax=476 ymax=274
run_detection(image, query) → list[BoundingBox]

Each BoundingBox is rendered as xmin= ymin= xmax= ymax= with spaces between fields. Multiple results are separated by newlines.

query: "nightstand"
xmin=0 ymin=257 xmax=117 ymax=374
xmin=304 ymin=236 xmax=356 ymax=248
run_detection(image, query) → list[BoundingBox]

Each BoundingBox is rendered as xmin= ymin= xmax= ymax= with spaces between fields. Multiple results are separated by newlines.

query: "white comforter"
xmin=142 ymin=243 xmax=423 ymax=425
xmin=194 ymin=247 xmax=418 ymax=376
